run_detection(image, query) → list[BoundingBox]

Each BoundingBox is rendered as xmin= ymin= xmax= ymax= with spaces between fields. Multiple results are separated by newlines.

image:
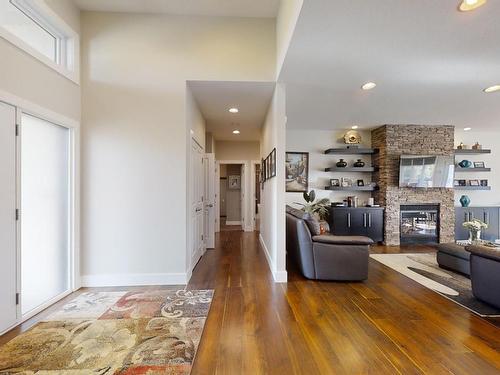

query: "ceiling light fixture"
xmin=484 ymin=84 xmax=500 ymax=93
xmin=464 ymin=127 xmax=472 ymax=131
xmin=361 ymin=82 xmax=377 ymax=90
xmin=351 ymin=125 xmax=359 ymax=129
xmin=459 ymin=0 xmax=487 ymax=12
xmin=232 ymin=130 xmax=240 ymax=134
xmin=229 ymin=107 xmax=239 ymax=113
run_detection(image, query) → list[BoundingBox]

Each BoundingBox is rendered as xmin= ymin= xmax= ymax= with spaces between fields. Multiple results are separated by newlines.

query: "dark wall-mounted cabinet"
xmin=455 ymin=207 xmax=500 ymax=241
xmin=328 ymin=207 xmax=384 ymax=242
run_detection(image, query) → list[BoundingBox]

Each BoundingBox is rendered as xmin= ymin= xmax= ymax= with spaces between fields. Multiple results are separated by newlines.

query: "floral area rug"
xmin=0 ymin=289 xmax=214 ymax=374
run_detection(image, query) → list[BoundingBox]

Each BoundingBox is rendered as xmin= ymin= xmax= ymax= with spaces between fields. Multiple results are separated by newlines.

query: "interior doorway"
xmin=219 ymin=163 xmax=243 ymax=231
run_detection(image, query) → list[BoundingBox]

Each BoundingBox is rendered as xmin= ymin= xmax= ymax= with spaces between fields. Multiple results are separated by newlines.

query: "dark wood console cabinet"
xmin=328 ymin=207 xmax=384 ymax=242
xmin=455 ymin=207 xmax=500 ymax=241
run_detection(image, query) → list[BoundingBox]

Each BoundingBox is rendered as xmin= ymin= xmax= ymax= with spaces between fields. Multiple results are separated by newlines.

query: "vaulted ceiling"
xmin=280 ymin=0 xmax=500 ymax=131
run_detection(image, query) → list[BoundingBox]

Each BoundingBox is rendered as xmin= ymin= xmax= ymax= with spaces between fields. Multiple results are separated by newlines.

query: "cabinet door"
xmin=331 ymin=209 xmax=350 ymax=236
xmin=481 ymin=208 xmax=499 ymax=241
xmin=455 ymin=208 xmax=470 ymax=241
xmin=366 ymin=210 xmax=384 ymax=242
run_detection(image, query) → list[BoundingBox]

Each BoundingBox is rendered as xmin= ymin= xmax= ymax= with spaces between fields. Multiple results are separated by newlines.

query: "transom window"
xmin=0 ymin=0 xmax=79 ymax=83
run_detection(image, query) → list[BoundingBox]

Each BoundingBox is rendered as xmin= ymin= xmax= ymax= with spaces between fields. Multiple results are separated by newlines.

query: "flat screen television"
xmin=399 ymin=155 xmax=454 ymax=188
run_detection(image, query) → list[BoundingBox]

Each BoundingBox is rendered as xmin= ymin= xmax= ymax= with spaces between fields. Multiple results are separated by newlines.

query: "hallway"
xmin=189 ymin=230 xmax=500 ymax=374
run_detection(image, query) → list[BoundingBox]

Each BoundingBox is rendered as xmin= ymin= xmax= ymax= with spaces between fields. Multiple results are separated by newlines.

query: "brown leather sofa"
xmin=466 ymin=245 xmax=500 ymax=309
xmin=286 ymin=206 xmax=373 ymax=281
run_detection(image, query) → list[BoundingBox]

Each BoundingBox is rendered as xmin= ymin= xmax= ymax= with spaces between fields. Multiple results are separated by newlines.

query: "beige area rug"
xmin=370 ymin=253 xmax=500 ymax=317
xmin=0 ymin=289 xmax=214 ymax=374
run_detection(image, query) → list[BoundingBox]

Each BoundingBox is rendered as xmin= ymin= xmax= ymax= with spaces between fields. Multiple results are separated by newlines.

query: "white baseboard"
xmin=259 ymin=234 xmax=288 ymax=283
xmin=81 ymin=272 xmax=188 ymax=287
xmin=225 ymin=221 xmax=241 ymax=225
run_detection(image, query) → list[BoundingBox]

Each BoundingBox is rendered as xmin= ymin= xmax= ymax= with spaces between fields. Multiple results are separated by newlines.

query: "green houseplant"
xmin=295 ymin=190 xmax=330 ymax=220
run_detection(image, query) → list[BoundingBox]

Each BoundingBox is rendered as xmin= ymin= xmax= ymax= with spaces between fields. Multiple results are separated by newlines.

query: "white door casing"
xmin=0 ymin=102 xmax=17 ymax=333
xmin=215 ymin=161 xmax=220 ymax=233
xmin=203 ymin=153 xmax=215 ymax=248
xmin=190 ymin=139 xmax=204 ymax=270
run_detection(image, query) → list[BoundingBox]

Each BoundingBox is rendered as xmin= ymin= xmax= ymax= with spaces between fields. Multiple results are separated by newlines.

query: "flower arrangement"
xmin=462 ymin=219 xmax=488 ymax=231
xmin=463 ymin=219 xmax=488 ymax=242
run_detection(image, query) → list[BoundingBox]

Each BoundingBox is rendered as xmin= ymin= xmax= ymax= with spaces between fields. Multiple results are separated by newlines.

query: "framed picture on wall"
xmin=228 ymin=175 xmax=241 ymax=190
xmin=266 ymin=155 xmax=271 ymax=180
xmin=270 ymin=148 xmax=277 ymax=177
xmin=261 ymin=158 xmax=266 ymax=181
xmin=285 ymin=152 xmax=309 ymax=192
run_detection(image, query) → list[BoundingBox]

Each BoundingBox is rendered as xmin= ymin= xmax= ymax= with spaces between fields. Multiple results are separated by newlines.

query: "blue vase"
xmin=458 ymin=160 xmax=472 ymax=168
xmin=460 ymin=195 xmax=471 ymax=208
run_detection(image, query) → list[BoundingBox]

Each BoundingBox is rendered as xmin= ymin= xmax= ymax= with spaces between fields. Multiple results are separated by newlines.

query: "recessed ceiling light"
xmin=464 ymin=127 xmax=472 ymax=131
xmin=361 ymin=82 xmax=377 ymax=90
xmin=484 ymin=84 xmax=500 ymax=93
xmin=232 ymin=130 xmax=240 ymax=134
xmin=351 ymin=125 xmax=359 ymax=129
xmin=459 ymin=0 xmax=487 ymax=12
xmin=229 ymin=108 xmax=239 ymax=113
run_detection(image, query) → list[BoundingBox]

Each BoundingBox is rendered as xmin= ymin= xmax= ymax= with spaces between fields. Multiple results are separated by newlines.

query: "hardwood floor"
xmin=1 ymin=230 xmax=500 ymax=374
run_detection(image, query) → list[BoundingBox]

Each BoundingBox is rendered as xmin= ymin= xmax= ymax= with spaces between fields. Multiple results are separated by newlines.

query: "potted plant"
xmin=463 ymin=219 xmax=488 ymax=244
xmin=294 ymin=190 xmax=330 ymax=221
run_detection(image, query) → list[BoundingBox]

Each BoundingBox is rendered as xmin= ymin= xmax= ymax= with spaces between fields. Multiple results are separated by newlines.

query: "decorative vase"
xmin=458 ymin=160 xmax=472 ymax=168
xmin=459 ymin=195 xmax=471 ymax=207
xmin=469 ymin=230 xmax=481 ymax=244
xmin=336 ymin=159 xmax=347 ymax=168
xmin=353 ymin=159 xmax=365 ymax=168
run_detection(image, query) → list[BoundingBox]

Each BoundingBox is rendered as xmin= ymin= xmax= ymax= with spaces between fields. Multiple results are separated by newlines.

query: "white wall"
xmin=276 ymin=0 xmax=304 ymax=78
xmin=0 ymin=0 xmax=80 ymax=121
xmin=186 ymin=86 xmax=206 ymax=149
xmin=286 ymin=129 xmax=373 ymax=207
xmin=260 ymin=84 xmax=287 ymax=282
xmin=80 ymin=12 xmax=275 ymax=285
xmin=215 ymin=141 xmax=260 ymax=160
xmin=454 ymin=129 xmax=500 ymax=207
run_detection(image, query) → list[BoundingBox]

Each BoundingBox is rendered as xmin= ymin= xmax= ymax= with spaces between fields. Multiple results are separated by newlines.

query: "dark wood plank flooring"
xmin=2 ymin=230 xmax=500 ymax=374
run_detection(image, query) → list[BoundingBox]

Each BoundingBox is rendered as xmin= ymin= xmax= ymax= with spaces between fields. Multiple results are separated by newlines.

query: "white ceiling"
xmin=188 ymin=81 xmax=275 ymax=141
xmin=72 ymin=0 xmax=280 ymax=18
xmin=280 ymin=0 xmax=500 ymax=131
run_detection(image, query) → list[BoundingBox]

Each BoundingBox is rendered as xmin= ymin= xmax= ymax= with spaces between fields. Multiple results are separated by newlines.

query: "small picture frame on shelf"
xmin=473 ymin=161 xmax=485 ymax=168
xmin=469 ymin=179 xmax=480 ymax=186
xmin=356 ymin=179 xmax=364 ymax=187
xmin=330 ymin=178 xmax=340 ymax=187
xmin=457 ymin=179 xmax=467 ymax=187
xmin=341 ymin=177 xmax=352 ymax=187
xmin=480 ymin=179 xmax=488 ymax=187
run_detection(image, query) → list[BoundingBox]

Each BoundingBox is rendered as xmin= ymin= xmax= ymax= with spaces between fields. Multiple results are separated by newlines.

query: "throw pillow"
xmin=303 ymin=213 xmax=321 ymax=236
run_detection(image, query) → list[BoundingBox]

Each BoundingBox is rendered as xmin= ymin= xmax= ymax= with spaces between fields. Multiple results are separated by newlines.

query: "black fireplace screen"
xmin=400 ymin=204 xmax=439 ymax=244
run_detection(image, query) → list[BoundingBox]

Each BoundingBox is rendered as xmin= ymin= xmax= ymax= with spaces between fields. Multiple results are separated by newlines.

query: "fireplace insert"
xmin=400 ymin=204 xmax=439 ymax=244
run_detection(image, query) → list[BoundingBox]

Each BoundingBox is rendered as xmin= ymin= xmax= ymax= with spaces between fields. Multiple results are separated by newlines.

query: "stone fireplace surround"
xmin=371 ymin=125 xmax=455 ymax=246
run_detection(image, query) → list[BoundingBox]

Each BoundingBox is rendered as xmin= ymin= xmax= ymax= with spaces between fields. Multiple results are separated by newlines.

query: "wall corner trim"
xmin=81 ymin=272 xmax=188 ymax=287
xmin=259 ymin=233 xmax=288 ymax=283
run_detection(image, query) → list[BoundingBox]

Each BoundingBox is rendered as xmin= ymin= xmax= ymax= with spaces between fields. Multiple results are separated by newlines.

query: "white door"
xmin=190 ymin=140 xmax=204 ymax=269
xmin=0 ymin=102 xmax=17 ymax=333
xmin=20 ymin=114 xmax=70 ymax=316
xmin=215 ymin=161 xmax=220 ymax=233
xmin=240 ymin=164 xmax=245 ymax=229
xmin=203 ymin=154 xmax=215 ymax=248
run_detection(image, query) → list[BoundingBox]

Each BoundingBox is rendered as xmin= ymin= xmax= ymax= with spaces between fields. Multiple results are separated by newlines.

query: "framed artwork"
xmin=456 ymin=179 xmax=467 ymax=186
xmin=261 ymin=158 xmax=266 ymax=181
xmin=285 ymin=152 xmax=309 ymax=192
xmin=228 ymin=175 xmax=241 ymax=190
xmin=270 ymin=148 xmax=277 ymax=177
xmin=469 ymin=179 xmax=480 ymax=186
xmin=330 ymin=178 xmax=340 ymax=187
xmin=480 ymin=179 xmax=488 ymax=187
xmin=357 ymin=179 xmax=365 ymax=186
xmin=266 ymin=156 xmax=271 ymax=180
xmin=474 ymin=161 xmax=485 ymax=168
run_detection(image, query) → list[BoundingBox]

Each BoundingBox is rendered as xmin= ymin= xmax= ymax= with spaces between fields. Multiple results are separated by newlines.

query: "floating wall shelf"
xmin=454 ymin=149 xmax=491 ymax=155
xmin=455 ymin=168 xmax=491 ymax=172
xmin=324 ymin=167 xmax=377 ymax=172
xmin=325 ymin=186 xmax=378 ymax=192
xmin=324 ymin=148 xmax=378 ymax=155
xmin=454 ymin=186 xmax=491 ymax=191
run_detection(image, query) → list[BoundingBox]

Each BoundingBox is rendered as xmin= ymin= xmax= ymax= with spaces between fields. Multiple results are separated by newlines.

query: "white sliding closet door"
xmin=20 ymin=114 xmax=70 ymax=315
xmin=0 ymin=102 xmax=17 ymax=333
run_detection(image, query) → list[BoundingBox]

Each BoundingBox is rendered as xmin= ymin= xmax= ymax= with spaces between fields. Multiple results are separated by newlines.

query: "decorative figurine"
xmin=336 ymin=159 xmax=348 ymax=168
xmin=457 ymin=142 xmax=467 ymax=150
xmin=472 ymin=142 xmax=482 ymax=150
xmin=343 ymin=130 xmax=361 ymax=144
